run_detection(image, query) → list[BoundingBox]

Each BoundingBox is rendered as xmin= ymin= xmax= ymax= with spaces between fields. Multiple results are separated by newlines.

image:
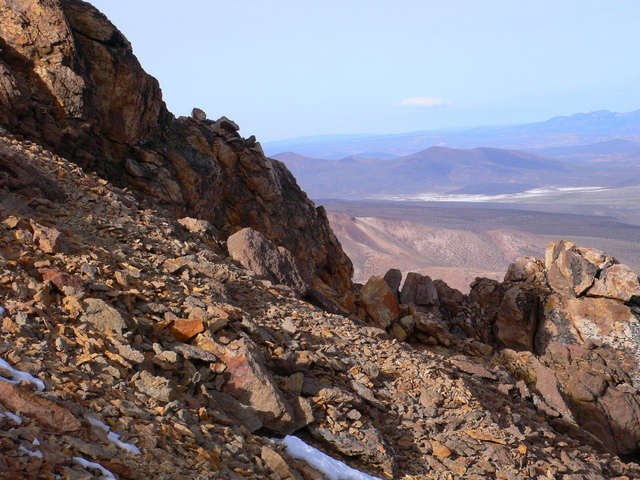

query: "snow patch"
xmin=0 ymin=409 xmax=23 ymax=424
xmin=18 ymin=445 xmax=43 ymax=458
xmin=87 ymin=416 xmax=141 ymax=454
xmin=0 ymin=358 xmax=45 ymax=391
xmin=277 ymin=435 xmax=382 ymax=480
xmin=73 ymin=457 xmax=117 ymax=480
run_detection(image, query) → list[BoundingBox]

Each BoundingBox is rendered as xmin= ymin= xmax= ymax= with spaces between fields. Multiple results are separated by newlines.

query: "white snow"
xmin=0 ymin=409 xmax=23 ymax=424
xmin=87 ymin=416 xmax=141 ymax=454
xmin=73 ymin=457 xmax=117 ymax=480
xmin=276 ymin=435 xmax=383 ymax=480
xmin=0 ymin=306 xmax=5 ymax=317
xmin=18 ymin=445 xmax=43 ymax=458
xmin=0 ymin=358 xmax=45 ymax=391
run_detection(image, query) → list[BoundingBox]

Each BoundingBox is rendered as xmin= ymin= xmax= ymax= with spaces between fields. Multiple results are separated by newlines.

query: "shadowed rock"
xmin=400 ymin=272 xmax=439 ymax=306
xmin=227 ymin=227 xmax=312 ymax=297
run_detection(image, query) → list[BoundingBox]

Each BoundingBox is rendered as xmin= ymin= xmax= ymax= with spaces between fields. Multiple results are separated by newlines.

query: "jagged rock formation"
xmin=0 ymin=0 xmax=353 ymax=302
xmin=456 ymin=241 xmax=640 ymax=458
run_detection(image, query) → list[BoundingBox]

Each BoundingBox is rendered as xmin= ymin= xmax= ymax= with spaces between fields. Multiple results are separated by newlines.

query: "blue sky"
xmin=89 ymin=1 xmax=640 ymax=142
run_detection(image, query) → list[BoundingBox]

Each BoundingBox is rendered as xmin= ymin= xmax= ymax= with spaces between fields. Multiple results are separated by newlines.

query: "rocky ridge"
xmin=0 ymin=0 xmax=353 ymax=303
xmin=0 ymin=1 xmax=640 ymax=479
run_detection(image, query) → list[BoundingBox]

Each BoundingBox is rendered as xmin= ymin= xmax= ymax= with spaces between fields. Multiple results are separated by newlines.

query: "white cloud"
xmin=399 ymin=96 xmax=453 ymax=107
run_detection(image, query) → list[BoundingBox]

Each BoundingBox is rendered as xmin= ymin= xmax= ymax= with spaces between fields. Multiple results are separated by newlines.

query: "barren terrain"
xmin=326 ymin=201 xmax=640 ymax=292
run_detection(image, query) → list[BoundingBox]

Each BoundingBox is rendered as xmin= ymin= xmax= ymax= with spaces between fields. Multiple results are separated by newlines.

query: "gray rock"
xmin=227 ymin=227 xmax=311 ymax=297
xmin=135 ymin=371 xmax=177 ymax=403
xmin=80 ymin=298 xmax=128 ymax=334
xmin=382 ymin=268 xmax=402 ymax=296
xmin=191 ymin=108 xmax=207 ymax=121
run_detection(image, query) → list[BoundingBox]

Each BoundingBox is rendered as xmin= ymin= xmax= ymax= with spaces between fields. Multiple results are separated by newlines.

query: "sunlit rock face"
xmin=458 ymin=240 xmax=640 ymax=456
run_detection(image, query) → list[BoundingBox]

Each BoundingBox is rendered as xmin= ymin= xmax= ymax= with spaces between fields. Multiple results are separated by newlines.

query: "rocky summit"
xmin=0 ymin=1 xmax=640 ymax=480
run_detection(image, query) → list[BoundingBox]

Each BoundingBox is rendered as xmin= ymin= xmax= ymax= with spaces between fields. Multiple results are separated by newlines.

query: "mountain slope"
xmin=328 ymin=212 xmax=553 ymax=291
xmin=1 ymin=1 xmax=640 ymax=479
xmin=274 ymin=145 xmax=636 ymax=199
xmin=0 ymin=0 xmax=353 ymax=299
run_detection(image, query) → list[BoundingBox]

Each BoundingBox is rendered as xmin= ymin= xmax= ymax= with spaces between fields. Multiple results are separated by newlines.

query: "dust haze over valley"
xmin=269 ymin=111 xmax=640 ymax=290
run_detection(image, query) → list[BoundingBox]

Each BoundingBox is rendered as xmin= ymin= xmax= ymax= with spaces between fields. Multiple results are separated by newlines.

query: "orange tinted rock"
xmin=0 ymin=382 xmax=80 ymax=433
xmin=546 ymin=241 xmax=597 ymax=297
xmin=170 ymin=318 xmax=204 ymax=342
xmin=430 ymin=440 xmax=452 ymax=459
xmin=587 ymin=264 xmax=640 ymax=302
xmin=360 ymin=275 xmax=400 ymax=329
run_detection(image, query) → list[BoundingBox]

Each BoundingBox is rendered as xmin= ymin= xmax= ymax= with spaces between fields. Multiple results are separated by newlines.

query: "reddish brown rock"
xmin=495 ymin=286 xmax=540 ymax=351
xmin=0 ymin=382 xmax=80 ymax=433
xmin=39 ymin=268 xmax=84 ymax=291
xmin=414 ymin=310 xmax=454 ymax=346
xmin=399 ymin=272 xmax=438 ymax=306
xmin=170 ymin=318 xmax=205 ymax=342
xmin=546 ymin=241 xmax=597 ymax=297
xmin=360 ymin=275 xmax=400 ymax=329
xmin=502 ymin=349 xmax=574 ymax=422
xmin=542 ymin=343 xmax=640 ymax=456
xmin=30 ymin=221 xmax=71 ymax=254
xmin=195 ymin=336 xmax=295 ymax=434
xmin=504 ymin=256 xmax=545 ymax=283
xmin=0 ymin=0 xmax=354 ymax=298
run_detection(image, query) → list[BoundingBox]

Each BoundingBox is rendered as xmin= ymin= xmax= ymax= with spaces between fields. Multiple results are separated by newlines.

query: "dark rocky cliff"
xmin=0 ymin=0 xmax=353 ymax=300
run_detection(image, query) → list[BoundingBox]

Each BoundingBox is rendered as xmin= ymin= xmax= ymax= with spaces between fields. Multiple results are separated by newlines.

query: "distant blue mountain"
xmin=264 ymin=109 xmax=640 ymax=159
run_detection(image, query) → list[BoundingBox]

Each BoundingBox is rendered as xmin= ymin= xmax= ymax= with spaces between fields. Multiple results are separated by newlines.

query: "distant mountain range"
xmin=274 ymin=143 xmax=640 ymax=199
xmin=525 ymin=138 xmax=640 ymax=162
xmin=264 ymin=109 xmax=640 ymax=159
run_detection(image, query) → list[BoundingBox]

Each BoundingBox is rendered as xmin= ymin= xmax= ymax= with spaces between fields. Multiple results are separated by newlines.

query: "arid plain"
xmin=323 ymin=200 xmax=640 ymax=291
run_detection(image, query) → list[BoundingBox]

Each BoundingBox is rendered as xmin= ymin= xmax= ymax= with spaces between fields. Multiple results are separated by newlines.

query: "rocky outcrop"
xmin=0 ymin=0 xmax=353 ymax=299
xmin=4 ymin=1 xmax=640 ymax=478
xmin=359 ymin=275 xmax=400 ymax=329
xmin=461 ymin=240 xmax=640 ymax=457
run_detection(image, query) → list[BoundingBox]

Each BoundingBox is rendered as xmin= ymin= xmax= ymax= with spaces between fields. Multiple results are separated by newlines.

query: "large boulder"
xmin=194 ymin=335 xmax=296 ymax=434
xmin=227 ymin=227 xmax=312 ymax=297
xmin=495 ymin=286 xmax=540 ymax=351
xmin=0 ymin=0 xmax=353 ymax=297
xmin=399 ymin=272 xmax=438 ymax=306
xmin=587 ymin=264 xmax=640 ymax=302
xmin=546 ymin=241 xmax=598 ymax=297
xmin=542 ymin=342 xmax=640 ymax=456
xmin=360 ymin=275 xmax=400 ymax=329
